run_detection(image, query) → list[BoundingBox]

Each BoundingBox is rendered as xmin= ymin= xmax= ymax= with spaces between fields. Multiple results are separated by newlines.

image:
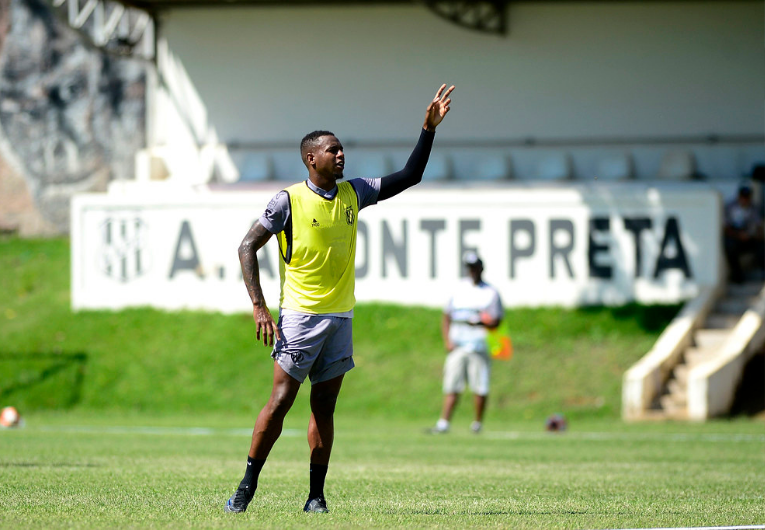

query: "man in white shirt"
xmin=429 ymin=251 xmax=504 ymax=434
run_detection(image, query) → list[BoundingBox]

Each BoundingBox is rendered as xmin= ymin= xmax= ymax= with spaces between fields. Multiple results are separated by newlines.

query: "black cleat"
xmin=303 ymin=496 xmax=329 ymax=513
xmin=224 ymin=484 xmax=255 ymax=513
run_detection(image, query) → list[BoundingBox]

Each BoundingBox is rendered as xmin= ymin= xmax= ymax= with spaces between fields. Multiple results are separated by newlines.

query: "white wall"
xmin=72 ymin=184 xmax=721 ymax=313
xmin=157 ymin=1 xmax=765 ymax=146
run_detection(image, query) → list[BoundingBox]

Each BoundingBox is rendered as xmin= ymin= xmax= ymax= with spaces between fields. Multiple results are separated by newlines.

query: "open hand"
xmin=423 ymin=84 xmax=455 ymax=131
xmin=253 ymin=305 xmax=281 ymax=347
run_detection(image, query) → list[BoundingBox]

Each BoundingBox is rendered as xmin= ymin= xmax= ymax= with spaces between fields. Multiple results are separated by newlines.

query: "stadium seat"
xmin=343 ymin=151 xmax=391 ymax=179
xmin=595 ymin=153 xmax=633 ymax=181
xmin=236 ymin=152 xmax=273 ymax=182
xmin=657 ymin=150 xmax=697 ymax=180
xmin=535 ymin=153 xmax=573 ymax=181
xmin=390 ymin=149 xmax=452 ymax=181
xmin=451 ymin=151 xmax=513 ymax=181
xmin=271 ymin=150 xmax=309 ymax=182
xmin=421 ymin=151 xmax=453 ymax=181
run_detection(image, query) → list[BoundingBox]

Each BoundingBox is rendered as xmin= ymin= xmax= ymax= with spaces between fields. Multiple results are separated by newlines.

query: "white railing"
xmin=622 ymin=286 xmax=721 ymax=420
xmin=129 ymin=39 xmax=238 ymax=188
xmin=687 ymin=287 xmax=765 ymax=420
xmin=47 ymin=0 xmax=154 ymax=59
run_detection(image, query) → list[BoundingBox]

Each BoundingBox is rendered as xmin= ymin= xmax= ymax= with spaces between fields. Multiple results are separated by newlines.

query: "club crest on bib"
xmin=345 ymin=206 xmax=355 ymax=225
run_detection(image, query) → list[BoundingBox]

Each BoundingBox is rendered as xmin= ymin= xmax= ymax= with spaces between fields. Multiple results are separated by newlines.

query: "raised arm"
xmin=239 ymin=220 xmax=281 ymax=346
xmin=378 ymin=84 xmax=454 ymax=202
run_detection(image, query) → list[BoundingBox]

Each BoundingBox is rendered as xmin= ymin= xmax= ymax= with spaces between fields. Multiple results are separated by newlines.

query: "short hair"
xmin=300 ymin=130 xmax=335 ymax=165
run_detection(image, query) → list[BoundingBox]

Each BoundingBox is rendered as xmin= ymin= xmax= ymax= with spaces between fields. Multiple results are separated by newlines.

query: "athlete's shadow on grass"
xmin=0 ymin=352 xmax=87 ymax=407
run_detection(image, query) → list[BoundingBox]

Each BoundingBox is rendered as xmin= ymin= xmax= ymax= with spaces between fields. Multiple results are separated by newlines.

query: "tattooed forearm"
xmin=238 ymin=220 xmax=273 ymax=307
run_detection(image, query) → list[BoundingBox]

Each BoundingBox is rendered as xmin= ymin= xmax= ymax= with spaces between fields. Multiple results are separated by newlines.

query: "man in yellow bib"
xmin=225 ymin=84 xmax=455 ymax=514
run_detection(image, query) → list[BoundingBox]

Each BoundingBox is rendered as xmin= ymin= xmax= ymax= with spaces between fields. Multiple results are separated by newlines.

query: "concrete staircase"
xmin=655 ymin=281 xmax=764 ymax=419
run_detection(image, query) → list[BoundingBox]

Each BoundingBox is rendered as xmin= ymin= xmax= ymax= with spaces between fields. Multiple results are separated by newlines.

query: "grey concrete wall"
xmin=0 ymin=0 xmax=147 ymax=234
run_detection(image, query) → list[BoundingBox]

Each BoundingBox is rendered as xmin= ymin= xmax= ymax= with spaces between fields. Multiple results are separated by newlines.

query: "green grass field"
xmin=1 ymin=237 xmax=680 ymax=421
xmin=2 ymin=414 xmax=764 ymax=529
xmin=1 ymin=237 xmax=764 ymax=528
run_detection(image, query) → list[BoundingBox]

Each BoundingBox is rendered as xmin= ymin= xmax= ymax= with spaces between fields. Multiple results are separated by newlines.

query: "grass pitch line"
xmin=27 ymin=425 xmax=765 ymax=443
xmin=621 ymin=526 xmax=765 ymax=530
xmin=485 ymin=431 xmax=765 ymax=443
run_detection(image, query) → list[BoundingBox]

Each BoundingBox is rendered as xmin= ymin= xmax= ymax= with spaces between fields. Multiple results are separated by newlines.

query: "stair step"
xmin=694 ymin=329 xmax=729 ymax=349
xmin=667 ymin=379 xmax=686 ymax=402
xmin=704 ymin=313 xmax=741 ymax=329
xmin=674 ymin=364 xmax=689 ymax=385
xmin=685 ymin=346 xmax=719 ymax=367
xmin=641 ymin=406 xmax=689 ymax=421
xmin=639 ymin=409 xmax=675 ymax=421
xmin=664 ymin=409 xmax=690 ymax=421
xmin=660 ymin=393 xmax=686 ymax=414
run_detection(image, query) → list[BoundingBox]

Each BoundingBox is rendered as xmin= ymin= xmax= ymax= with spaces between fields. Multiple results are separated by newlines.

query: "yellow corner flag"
xmin=487 ymin=323 xmax=512 ymax=361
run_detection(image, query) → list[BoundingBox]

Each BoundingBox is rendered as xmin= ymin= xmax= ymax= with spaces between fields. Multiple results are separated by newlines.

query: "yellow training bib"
xmin=276 ymin=181 xmax=359 ymax=314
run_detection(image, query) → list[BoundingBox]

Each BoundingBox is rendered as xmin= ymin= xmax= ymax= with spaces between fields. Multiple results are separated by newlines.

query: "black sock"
xmin=239 ymin=457 xmax=265 ymax=491
xmin=309 ymin=463 xmax=328 ymax=499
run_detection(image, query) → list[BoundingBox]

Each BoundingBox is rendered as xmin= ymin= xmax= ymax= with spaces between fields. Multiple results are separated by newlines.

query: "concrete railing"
xmin=622 ymin=286 xmax=720 ymax=420
xmin=138 ymin=39 xmax=239 ymax=187
xmin=687 ymin=286 xmax=765 ymax=420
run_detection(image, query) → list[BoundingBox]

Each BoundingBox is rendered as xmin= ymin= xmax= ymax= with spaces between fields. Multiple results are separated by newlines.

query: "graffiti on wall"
xmin=0 ymin=0 xmax=147 ymax=233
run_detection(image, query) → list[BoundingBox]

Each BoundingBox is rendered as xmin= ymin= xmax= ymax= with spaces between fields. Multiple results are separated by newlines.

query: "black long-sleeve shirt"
xmin=377 ymin=128 xmax=435 ymax=201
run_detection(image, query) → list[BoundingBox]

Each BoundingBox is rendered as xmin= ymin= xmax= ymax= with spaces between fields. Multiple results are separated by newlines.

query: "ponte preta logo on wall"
xmin=99 ymin=217 xmax=151 ymax=283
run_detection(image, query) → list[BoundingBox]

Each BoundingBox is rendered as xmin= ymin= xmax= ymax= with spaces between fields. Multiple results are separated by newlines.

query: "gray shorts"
xmin=271 ymin=311 xmax=355 ymax=385
xmin=442 ymin=346 xmax=490 ymax=396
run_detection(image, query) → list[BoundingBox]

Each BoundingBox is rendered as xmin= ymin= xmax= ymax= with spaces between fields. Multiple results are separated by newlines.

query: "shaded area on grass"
xmin=580 ymin=303 xmax=682 ymax=332
xmin=0 ymin=352 xmax=87 ymax=409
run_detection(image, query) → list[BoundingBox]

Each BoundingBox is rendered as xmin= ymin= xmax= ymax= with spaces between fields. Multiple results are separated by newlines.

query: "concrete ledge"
xmin=622 ymin=286 xmax=720 ymax=421
xmin=687 ymin=286 xmax=765 ymax=420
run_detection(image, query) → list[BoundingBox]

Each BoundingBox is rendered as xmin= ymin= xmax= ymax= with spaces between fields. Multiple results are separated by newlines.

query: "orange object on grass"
xmin=487 ymin=327 xmax=513 ymax=360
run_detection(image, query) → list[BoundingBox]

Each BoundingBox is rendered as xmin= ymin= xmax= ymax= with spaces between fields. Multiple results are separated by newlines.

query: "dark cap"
xmin=463 ymin=251 xmax=482 ymax=267
xmin=739 ymin=184 xmax=752 ymax=196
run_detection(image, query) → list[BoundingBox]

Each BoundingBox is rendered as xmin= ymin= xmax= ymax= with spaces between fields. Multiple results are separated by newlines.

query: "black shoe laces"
xmin=232 ymin=486 xmax=252 ymax=508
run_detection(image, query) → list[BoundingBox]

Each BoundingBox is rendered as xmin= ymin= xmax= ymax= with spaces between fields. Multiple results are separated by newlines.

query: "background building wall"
xmin=71 ymin=185 xmax=721 ymax=312
xmin=158 ymin=2 xmax=764 ymax=146
xmin=2 ymin=1 xmax=762 ymax=235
